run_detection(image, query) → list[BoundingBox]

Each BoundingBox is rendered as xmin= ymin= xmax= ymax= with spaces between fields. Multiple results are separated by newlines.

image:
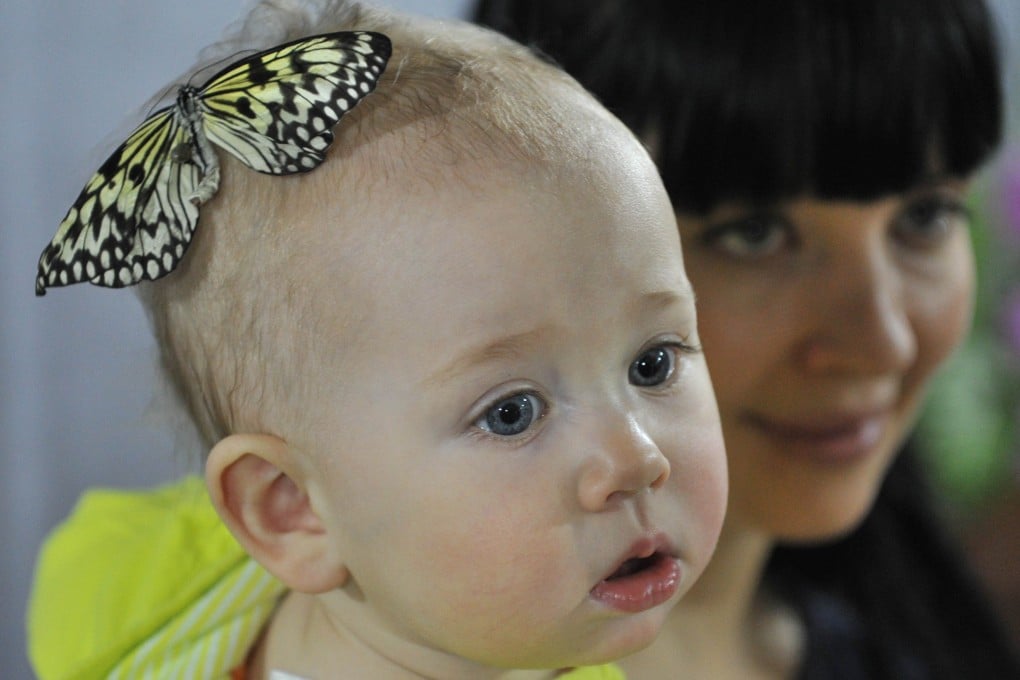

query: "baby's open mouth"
xmin=606 ymin=554 xmax=661 ymax=580
xmin=591 ymin=550 xmax=682 ymax=613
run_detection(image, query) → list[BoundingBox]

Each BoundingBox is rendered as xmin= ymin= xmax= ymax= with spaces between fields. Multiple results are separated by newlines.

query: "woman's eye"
xmin=701 ymin=214 xmax=792 ymax=258
xmin=893 ymin=196 xmax=969 ymax=249
xmin=476 ymin=392 xmax=545 ymax=437
xmin=629 ymin=346 xmax=677 ymax=387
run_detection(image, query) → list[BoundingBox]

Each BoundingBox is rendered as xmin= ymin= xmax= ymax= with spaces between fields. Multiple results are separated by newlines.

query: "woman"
xmin=474 ymin=1 xmax=1019 ymax=677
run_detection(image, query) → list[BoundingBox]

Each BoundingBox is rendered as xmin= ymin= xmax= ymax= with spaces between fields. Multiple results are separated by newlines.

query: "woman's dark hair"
xmin=475 ymin=0 xmax=1017 ymax=678
xmin=475 ymin=0 xmax=1003 ymax=214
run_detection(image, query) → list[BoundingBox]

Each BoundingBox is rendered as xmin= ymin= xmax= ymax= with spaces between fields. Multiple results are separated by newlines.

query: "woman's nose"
xmin=800 ymin=235 xmax=917 ymax=376
xmin=576 ymin=411 xmax=671 ymax=512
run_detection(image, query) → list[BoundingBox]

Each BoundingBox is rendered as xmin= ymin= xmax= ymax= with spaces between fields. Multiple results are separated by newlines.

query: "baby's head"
xmin=141 ymin=1 xmax=727 ymax=673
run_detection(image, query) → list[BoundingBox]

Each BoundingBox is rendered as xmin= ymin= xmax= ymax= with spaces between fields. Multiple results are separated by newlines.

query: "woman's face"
xmin=677 ymin=183 xmax=975 ymax=541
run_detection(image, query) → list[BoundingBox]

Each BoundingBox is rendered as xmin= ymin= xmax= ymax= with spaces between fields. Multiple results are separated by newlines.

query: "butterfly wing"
xmin=119 ymin=128 xmax=207 ymax=285
xmin=37 ymin=30 xmax=391 ymax=295
xmin=36 ymin=107 xmax=207 ymax=294
xmin=199 ymin=31 xmax=392 ymax=174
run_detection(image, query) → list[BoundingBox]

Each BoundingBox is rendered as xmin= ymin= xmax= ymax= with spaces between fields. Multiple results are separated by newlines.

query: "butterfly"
xmin=35 ymin=30 xmax=392 ymax=296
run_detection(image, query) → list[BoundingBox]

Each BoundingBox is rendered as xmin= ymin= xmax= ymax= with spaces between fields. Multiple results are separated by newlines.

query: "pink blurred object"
xmin=1006 ymin=288 xmax=1020 ymax=355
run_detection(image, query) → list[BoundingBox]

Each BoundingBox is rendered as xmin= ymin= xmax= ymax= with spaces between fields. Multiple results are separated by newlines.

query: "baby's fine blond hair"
xmin=137 ymin=0 xmax=613 ymax=451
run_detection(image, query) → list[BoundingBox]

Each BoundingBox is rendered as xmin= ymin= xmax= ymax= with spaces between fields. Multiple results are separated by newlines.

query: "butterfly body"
xmin=174 ymin=85 xmax=221 ymax=206
xmin=36 ymin=31 xmax=392 ymax=295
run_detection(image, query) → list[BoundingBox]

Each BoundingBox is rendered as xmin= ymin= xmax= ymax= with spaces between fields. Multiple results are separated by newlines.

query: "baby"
xmin=29 ymin=1 xmax=727 ymax=678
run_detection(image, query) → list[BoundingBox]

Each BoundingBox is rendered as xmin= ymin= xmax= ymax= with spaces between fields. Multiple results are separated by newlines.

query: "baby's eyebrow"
xmin=423 ymin=288 xmax=695 ymax=388
xmin=424 ymin=327 xmax=552 ymax=387
xmin=641 ymin=287 xmax=697 ymax=313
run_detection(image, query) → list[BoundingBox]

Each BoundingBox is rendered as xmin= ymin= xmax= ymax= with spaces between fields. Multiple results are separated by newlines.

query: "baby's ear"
xmin=206 ymin=433 xmax=349 ymax=593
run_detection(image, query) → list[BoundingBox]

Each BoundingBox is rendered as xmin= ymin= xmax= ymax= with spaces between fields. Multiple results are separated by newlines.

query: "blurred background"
xmin=1 ymin=1 xmax=1016 ymax=678
xmin=914 ymin=0 xmax=1020 ymax=643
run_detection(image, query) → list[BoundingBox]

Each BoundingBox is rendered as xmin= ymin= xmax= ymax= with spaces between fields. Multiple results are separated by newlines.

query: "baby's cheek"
xmin=689 ymin=450 xmax=728 ymax=560
xmin=668 ymin=413 xmax=728 ymax=568
xmin=414 ymin=507 xmax=578 ymax=638
xmin=427 ymin=499 xmax=566 ymax=589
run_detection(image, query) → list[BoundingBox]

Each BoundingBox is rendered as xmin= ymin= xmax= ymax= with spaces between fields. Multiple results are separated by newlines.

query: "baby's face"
xmin=294 ymin=127 xmax=726 ymax=670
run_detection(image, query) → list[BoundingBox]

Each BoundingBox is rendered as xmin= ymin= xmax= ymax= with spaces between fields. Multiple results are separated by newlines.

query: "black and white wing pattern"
xmin=36 ymin=31 xmax=392 ymax=295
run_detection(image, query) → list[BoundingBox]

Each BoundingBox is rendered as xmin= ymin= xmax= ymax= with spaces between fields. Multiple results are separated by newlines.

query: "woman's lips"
xmin=590 ymin=537 xmax=681 ymax=613
xmin=746 ymin=411 xmax=888 ymax=463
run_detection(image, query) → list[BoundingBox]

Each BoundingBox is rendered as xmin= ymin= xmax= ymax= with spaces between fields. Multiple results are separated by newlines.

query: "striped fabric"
xmin=105 ymin=557 xmax=283 ymax=679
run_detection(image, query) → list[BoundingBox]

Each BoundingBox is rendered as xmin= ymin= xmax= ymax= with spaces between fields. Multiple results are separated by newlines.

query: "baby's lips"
xmin=590 ymin=533 xmax=681 ymax=613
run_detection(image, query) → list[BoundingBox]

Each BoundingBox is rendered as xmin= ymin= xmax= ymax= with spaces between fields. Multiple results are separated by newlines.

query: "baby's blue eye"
xmin=629 ymin=346 xmax=676 ymax=387
xmin=477 ymin=393 xmax=545 ymax=437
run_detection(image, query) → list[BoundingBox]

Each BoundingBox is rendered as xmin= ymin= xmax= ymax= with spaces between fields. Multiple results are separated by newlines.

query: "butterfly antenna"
xmin=187 ymin=48 xmax=260 ymax=87
xmin=141 ymin=83 xmax=181 ymax=118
